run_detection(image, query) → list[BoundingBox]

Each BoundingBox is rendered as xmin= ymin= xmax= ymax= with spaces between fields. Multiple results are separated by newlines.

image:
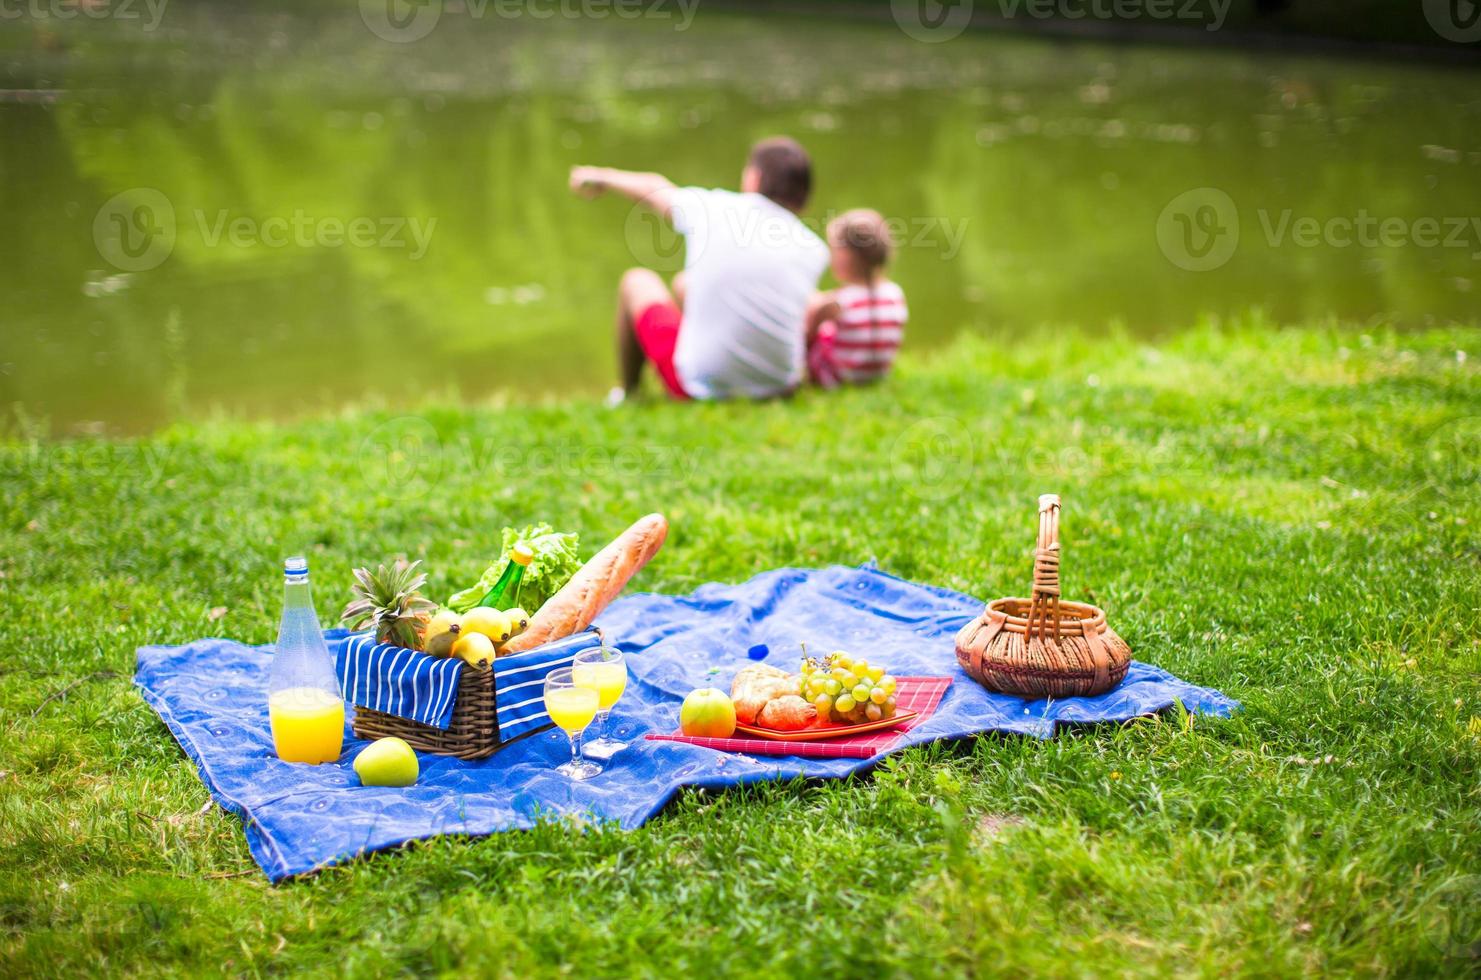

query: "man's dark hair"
xmin=747 ymin=137 xmax=812 ymax=212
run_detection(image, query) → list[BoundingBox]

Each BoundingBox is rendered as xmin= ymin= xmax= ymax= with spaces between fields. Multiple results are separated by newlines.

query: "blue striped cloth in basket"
xmin=331 ymin=628 xmax=602 ymax=739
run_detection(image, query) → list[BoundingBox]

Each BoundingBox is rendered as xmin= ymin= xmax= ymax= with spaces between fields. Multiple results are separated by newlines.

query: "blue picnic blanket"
xmin=134 ymin=563 xmax=1237 ymax=881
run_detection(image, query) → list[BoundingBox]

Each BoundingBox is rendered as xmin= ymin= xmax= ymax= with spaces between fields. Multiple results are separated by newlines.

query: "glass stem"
xmin=570 ymin=731 xmax=583 ymax=764
xmin=597 ymin=710 xmax=611 ymax=741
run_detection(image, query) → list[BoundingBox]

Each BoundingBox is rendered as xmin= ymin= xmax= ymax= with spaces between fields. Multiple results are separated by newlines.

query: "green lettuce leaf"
xmin=447 ymin=524 xmax=582 ymax=615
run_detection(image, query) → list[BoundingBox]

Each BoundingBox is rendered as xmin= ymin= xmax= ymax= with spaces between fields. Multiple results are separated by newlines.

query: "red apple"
xmin=680 ymin=687 xmax=736 ymax=738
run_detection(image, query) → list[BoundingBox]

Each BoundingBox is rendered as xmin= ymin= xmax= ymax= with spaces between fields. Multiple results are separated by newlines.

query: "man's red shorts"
xmin=633 ymin=301 xmax=689 ymax=399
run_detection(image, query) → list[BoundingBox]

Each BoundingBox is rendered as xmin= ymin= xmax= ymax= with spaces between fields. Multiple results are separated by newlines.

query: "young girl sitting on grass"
xmin=804 ymin=208 xmax=909 ymax=388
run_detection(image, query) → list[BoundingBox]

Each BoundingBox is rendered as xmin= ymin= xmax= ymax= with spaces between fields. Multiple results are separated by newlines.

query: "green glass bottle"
xmin=476 ymin=541 xmax=534 ymax=609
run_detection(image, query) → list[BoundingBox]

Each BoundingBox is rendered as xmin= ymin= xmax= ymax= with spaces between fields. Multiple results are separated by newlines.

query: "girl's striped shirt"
xmin=830 ymin=281 xmax=907 ymax=383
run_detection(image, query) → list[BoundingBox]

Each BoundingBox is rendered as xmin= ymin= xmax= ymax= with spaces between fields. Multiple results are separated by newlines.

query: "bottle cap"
xmin=510 ymin=542 xmax=535 ymax=566
xmin=284 ymin=556 xmax=309 ymax=579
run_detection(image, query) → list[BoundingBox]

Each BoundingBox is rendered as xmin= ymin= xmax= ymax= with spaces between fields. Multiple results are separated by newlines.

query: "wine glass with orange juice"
xmin=572 ymin=644 xmax=627 ymax=760
xmin=544 ymin=667 xmax=602 ymax=780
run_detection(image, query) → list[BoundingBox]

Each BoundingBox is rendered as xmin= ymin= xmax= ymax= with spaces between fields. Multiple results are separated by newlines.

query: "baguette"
xmin=499 ymin=513 xmax=668 ymax=653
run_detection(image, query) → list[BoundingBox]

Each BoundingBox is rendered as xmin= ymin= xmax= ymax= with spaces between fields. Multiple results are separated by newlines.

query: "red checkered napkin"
xmin=645 ymin=676 xmax=952 ymax=759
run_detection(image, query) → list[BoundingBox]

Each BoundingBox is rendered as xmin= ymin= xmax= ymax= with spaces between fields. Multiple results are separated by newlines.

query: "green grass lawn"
xmin=2 ymin=320 xmax=1478 ymax=976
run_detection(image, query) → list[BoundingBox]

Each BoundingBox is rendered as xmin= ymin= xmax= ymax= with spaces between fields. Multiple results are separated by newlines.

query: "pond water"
xmin=3 ymin=6 xmax=1479 ymax=433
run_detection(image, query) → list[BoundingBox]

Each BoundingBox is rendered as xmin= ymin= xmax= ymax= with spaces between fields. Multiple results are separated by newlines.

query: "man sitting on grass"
xmin=570 ymin=137 xmax=829 ymax=404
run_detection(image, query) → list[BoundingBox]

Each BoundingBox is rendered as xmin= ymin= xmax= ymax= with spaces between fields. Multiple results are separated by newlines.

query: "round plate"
xmin=733 ymin=709 xmax=919 ymax=742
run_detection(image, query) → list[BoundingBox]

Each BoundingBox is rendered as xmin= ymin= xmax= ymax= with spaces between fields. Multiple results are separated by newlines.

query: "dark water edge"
xmin=721 ymin=0 xmax=1481 ymax=59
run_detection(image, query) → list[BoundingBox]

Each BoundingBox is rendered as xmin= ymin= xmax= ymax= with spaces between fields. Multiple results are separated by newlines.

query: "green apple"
xmin=353 ymin=737 xmax=419 ymax=787
xmin=680 ymin=687 xmax=736 ymax=738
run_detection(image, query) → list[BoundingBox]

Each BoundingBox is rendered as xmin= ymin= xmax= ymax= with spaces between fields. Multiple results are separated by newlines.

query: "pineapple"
xmin=341 ymin=559 xmax=437 ymax=650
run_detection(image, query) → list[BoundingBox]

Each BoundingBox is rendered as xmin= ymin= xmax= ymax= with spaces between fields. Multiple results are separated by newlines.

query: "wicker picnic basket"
xmin=955 ymin=494 xmax=1131 ymax=699
xmin=351 ymin=666 xmax=498 ymax=760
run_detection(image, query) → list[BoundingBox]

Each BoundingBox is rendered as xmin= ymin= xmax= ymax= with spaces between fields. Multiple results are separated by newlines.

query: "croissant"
xmin=757 ymin=695 xmax=817 ymax=731
xmin=730 ymin=665 xmax=818 ymax=731
xmin=731 ymin=664 xmax=795 ymax=726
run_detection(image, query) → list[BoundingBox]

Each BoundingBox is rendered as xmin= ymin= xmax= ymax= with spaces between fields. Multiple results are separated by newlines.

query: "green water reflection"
xmin=2 ymin=7 xmax=1478 ymax=432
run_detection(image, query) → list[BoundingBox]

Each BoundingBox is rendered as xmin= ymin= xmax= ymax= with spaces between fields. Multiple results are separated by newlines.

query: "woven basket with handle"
xmin=955 ymin=494 xmax=1131 ymax=699
xmin=352 ymin=668 xmax=498 ymax=760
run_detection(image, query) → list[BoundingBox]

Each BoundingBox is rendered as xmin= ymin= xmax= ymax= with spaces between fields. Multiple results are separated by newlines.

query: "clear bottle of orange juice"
xmin=268 ymin=557 xmax=345 ymax=764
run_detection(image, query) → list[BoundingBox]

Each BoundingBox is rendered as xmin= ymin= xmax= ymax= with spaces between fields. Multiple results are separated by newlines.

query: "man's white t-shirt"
xmin=668 ymin=188 xmax=829 ymax=399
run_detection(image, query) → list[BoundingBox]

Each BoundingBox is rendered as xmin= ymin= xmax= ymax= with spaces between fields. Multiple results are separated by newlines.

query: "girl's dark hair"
xmin=747 ymin=137 xmax=813 ymax=212
xmin=830 ymin=209 xmax=897 ymax=342
xmin=828 ymin=209 xmax=894 ymax=281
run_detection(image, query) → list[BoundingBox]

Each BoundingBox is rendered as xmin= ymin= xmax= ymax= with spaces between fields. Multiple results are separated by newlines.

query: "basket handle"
xmin=1026 ymin=494 xmax=1061 ymax=641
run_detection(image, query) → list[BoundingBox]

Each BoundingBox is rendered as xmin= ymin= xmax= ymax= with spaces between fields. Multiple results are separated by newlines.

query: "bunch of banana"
xmin=423 ymin=606 xmax=531 ymax=670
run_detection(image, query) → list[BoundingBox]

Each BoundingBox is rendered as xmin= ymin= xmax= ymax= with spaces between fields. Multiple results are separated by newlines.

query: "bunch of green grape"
xmin=798 ymin=651 xmax=898 ymax=725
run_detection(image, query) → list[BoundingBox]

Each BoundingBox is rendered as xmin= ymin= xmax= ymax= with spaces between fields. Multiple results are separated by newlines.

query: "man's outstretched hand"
xmin=570 ymin=166 xmax=606 ymax=199
xmin=568 ymin=165 xmax=675 ymax=218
